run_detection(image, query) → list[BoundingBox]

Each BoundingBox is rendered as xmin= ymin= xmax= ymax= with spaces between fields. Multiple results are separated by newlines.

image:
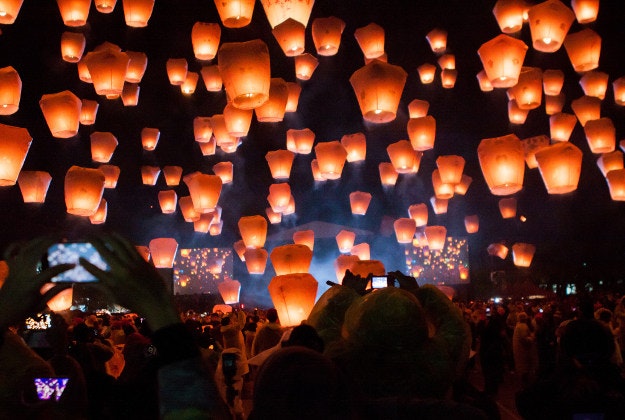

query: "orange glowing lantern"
xmin=543 ymin=69 xmax=565 ymax=95
xmin=238 ymin=215 xmax=267 ymax=248
xmin=488 ymin=243 xmax=509 ymax=259
xmin=0 ymin=0 xmax=23 ymax=24
xmin=394 ymin=218 xmax=416 ymax=244
xmin=210 ymin=220 xmax=223 ymax=235
xmin=223 ymin=102 xmax=253 ymax=136
xmin=266 ymin=149 xmax=295 ymax=180
xmin=122 ymin=0 xmax=154 ymax=27
xmin=606 ymin=169 xmax=625 ymax=201
xmin=162 ymin=165 xmax=182 ymax=187
xmin=184 ymin=173 xmax=222 ymax=213
xmin=334 ymin=254 xmax=360 ymax=283
xmin=149 ymin=238 xmax=178 ymax=268
xmin=426 ymin=27 xmax=447 ymax=53
xmin=508 ymin=100 xmax=529 ymax=124
xmin=571 ymin=0 xmax=599 ymax=23
xmin=233 ymin=240 xmax=246 ymax=262
xmin=199 ymin=139 xmax=216 ymax=156
xmin=201 ymin=65 xmax=222 ymax=92
xmin=293 ymin=230 xmax=314 ymax=251
xmin=285 ymin=82 xmax=301 ymax=113
xmin=438 ymin=54 xmax=455 ymax=70
xmin=571 ymin=95 xmax=601 ymax=127
xmin=550 ymin=112 xmax=577 ymax=142
xmin=508 ymin=67 xmax=542 ymax=109
xmin=522 ymin=135 xmax=550 ymax=169
xmin=158 ymin=190 xmax=177 ymax=214
xmin=408 ymin=99 xmax=429 ymax=119
xmin=535 ymin=141 xmax=583 ymax=194
xmin=0 ymin=66 xmax=21 ymax=115
xmin=417 ymin=63 xmax=436 ymax=84
xmin=579 ymin=71 xmax=608 ymax=99
xmin=512 ymin=243 xmax=536 ymax=267
xmin=493 ymin=0 xmax=525 ymax=33
xmin=454 ymin=174 xmax=473 ymax=195
xmin=17 ymin=171 xmax=51 ymax=203
xmin=564 ymin=28 xmax=601 ymax=73
xmin=441 ymin=68 xmax=457 ymax=89
xmin=336 ymin=230 xmax=356 ymax=253
xmin=212 ymin=162 xmax=234 ymax=184
xmin=350 ymin=260 xmax=385 ymax=279
xmin=597 ymin=151 xmax=623 ymax=177
xmin=135 ymin=245 xmax=150 ymax=262
xmin=193 ymin=214 xmax=211 ymax=232
xmin=294 ymin=54 xmax=319 ymax=82
xmin=354 ymin=22 xmax=384 ymax=59
xmin=312 ymin=16 xmax=344 ymax=56
xmin=191 ymin=22 xmax=220 ymax=61
xmin=350 ymin=191 xmax=372 ymax=215
xmin=42 ymin=284 xmax=73 ymax=312
xmin=141 ymin=127 xmax=160 ymax=151
xmin=218 ymin=278 xmax=241 ymax=305
xmin=407 ymin=115 xmax=436 ymax=151
xmin=193 ymin=117 xmax=213 ymax=143
xmin=430 ymin=196 xmax=449 ymax=214
xmin=545 ymin=93 xmax=565 ymax=115
xmin=99 ymin=164 xmax=119 ymax=188
xmin=478 ymin=34 xmax=528 ymax=88
xmin=464 ymin=215 xmax=479 ymax=234
xmin=350 ymin=60 xmax=407 ymax=124
xmin=179 ymin=196 xmax=200 ymax=222
xmin=244 ymin=248 xmax=268 ymax=274
xmin=270 ymin=244 xmax=313 ymax=275
xmin=476 ymin=70 xmax=494 ymax=92
xmin=141 ymin=165 xmax=160 ymax=186
xmin=210 ymin=114 xmax=237 ymax=149
xmin=478 ymin=134 xmax=525 ymax=195
xmin=387 ymin=140 xmax=421 ymax=174
xmin=255 ymin=78 xmax=288 ymax=122
xmin=350 ymin=243 xmax=370 ymax=260
xmin=83 ymin=46 xmax=130 ymax=96
xmin=166 ymin=58 xmax=187 ymax=86
xmin=79 ymin=99 xmax=98 ymax=125
xmin=260 ymin=0 xmax=313 ymax=28
xmin=125 ymin=51 xmax=148 ymax=83
xmin=181 ymin=72 xmax=199 ymax=94
xmin=527 ymin=0 xmax=575 ymax=52
xmin=266 ymin=207 xmax=282 ymax=224
xmin=432 ymin=170 xmax=454 ymax=199
xmin=341 ymin=132 xmax=366 ymax=162
xmin=408 ymin=203 xmax=428 ymax=227
xmin=89 ymin=198 xmax=107 ymax=224
xmin=218 ymin=39 xmax=271 ymax=110
xmin=379 ymin=162 xmax=398 ymax=186
xmin=90 ymin=132 xmax=118 ymax=163
xmin=56 ymin=0 xmax=90 ymax=27
xmin=584 ymin=118 xmax=615 ymax=154
xmin=424 ymin=226 xmax=447 ymax=251
xmin=77 ymin=59 xmax=92 ymax=83
xmin=267 ymin=182 xmax=291 ymax=212
xmin=214 ymin=0 xmax=254 ymax=28
xmin=613 ymin=77 xmax=625 ymax=106
xmin=0 ymin=123 xmax=30 ymax=186
xmin=436 ymin=155 xmax=465 ymax=185
xmin=499 ymin=197 xmax=517 ymax=218
xmin=268 ymin=273 xmax=318 ymax=327
xmin=272 ymin=18 xmax=305 ymax=57
xmin=121 ymin=83 xmax=140 ymax=106
xmin=39 ymin=90 xmax=81 ymax=138
xmin=283 ymin=195 xmax=296 ymax=215
xmin=310 ymin=160 xmax=324 ymax=181
xmin=64 ymin=166 xmax=105 ymax=216
xmin=315 ymin=141 xmax=347 ymax=180
xmin=60 ymin=31 xmax=85 ymax=63
xmin=287 ymin=128 xmax=315 ymax=154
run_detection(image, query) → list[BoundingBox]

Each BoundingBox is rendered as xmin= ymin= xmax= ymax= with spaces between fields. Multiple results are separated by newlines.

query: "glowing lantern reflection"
xmin=268 ymin=273 xmax=318 ymax=327
xmin=64 ymin=166 xmax=105 ymax=216
xmin=17 ymin=171 xmax=52 ymax=203
xmin=354 ymin=22 xmax=384 ymax=59
xmin=512 ymin=243 xmax=536 ymax=267
xmin=464 ymin=215 xmax=479 ymax=234
xmin=314 ymin=141 xmax=347 ymax=180
xmin=336 ymin=230 xmax=356 ymax=253
xmin=350 ymin=60 xmax=407 ymax=123
xmin=122 ymin=0 xmax=154 ymax=27
xmin=244 ymin=248 xmax=268 ymax=274
xmin=350 ymin=191 xmax=372 ymax=215
xmin=394 ymin=218 xmax=416 ymax=244
xmin=149 ymin=238 xmax=178 ymax=268
xmin=218 ymin=278 xmax=241 ymax=305
xmin=478 ymin=134 xmax=525 ymax=196
xmin=266 ymin=149 xmax=295 ymax=180
xmin=584 ymin=118 xmax=615 ymax=154
xmin=39 ymin=90 xmax=81 ymax=138
xmin=527 ymin=0 xmax=575 ymax=52
xmin=564 ymin=28 xmax=601 ymax=72
xmin=535 ymin=142 xmax=583 ymax=194
xmin=312 ymin=16 xmax=344 ymax=56
xmin=478 ymin=34 xmax=528 ymax=88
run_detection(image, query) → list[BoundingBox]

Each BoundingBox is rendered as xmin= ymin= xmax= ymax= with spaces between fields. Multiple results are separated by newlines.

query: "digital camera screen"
xmin=34 ymin=378 xmax=69 ymax=401
xmin=47 ymin=242 xmax=109 ymax=283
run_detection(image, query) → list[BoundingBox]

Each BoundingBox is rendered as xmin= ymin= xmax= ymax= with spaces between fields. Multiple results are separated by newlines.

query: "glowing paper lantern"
xmin=408 ymin=100 xmax=429 ymax=119
xmin=179 ymin=196 xmax=200 ymax=222
xmin=39 ymin=90 xmax=81 ymax=138
xmin=0 ymin=0 xmax=23 ymax=24
xmin=184 ymin=173 xmax=222 ymax=213
xmin=56 ymin=0 xmax=90 ymax=27
xmin=314 ymin=141 xmax=347 ymax=180
xmin=430 ymin=196 xmax=449 ymax=214
xmin=478 ymin=134 xmax=525 ymax=196
xmin=268 ymin=273 xmax=318 ymax=327
xmin=99 ymin=164 xmax=119 ymax=188
xmin=454 ymin=174 xmax=473 ymax=195
xmin=408 ymin=203 xmax=428 ymax=227
xmin=141 ymin=166 xmax=160 ymax=186
xmin=60 ymin=32 xmax=85 ymax=63
xmin=436 ymin=155 xmax=465 ymax=185
xmin=255 ymin=78 xmax=288 ymax=122
xmin=193 ymin=117 xmax=213 ymax=143
xmin=550 ymin=112 xmax=577 ymax=142
xmin=267 ymin=182 xmax=291 ymax=212
xmin=0 ymin=66 xmax=21 ymax=115
xmin=218 ymin=40 xmax=271 ymax=110
xmin=407 ymin=115 xmax=436 ymax=151
xmin=432 ymin=170 xmax=454 ymax=199
xmin=149 ymin=238 xmax=178 ymax=268
xmin=83 ymin=45 xmax=130 ymax=96
xmin=77 ymin=59 xmax=92 ymax=83
xmin=158 ymin=190 xmax=177 ymax=214
xmin=387 ymin=140 xmax=421 ymax=174
xmin=597 ymin=151 xmax=623 ymax=177
xmin=181 ymin=72 xmax=199 ymax=94
xmin=266 ymin=207 xmax=282 ymax=224
xmin=223 ymin=103 xmax=252 ymax=137
xmin=199 ymin=139 xmax=216 ymax=156
xmin=522 ymin=135 xmax=550 ymax=169
xmin=140 ymin=127 xmax=160 ymax=151
xmin=166 ymin=58 xmax=187 ymax=86
xmin=424 ymin=226 xmax=447 ymax=251
xmin=579 ymin=71 xmax=608 ymax=100
xmin=499 ymin=197 xmax=517 ymax=218
xmin=214 ymin=0 xmax=254 ymax=28
xmin=212 ymin=162 xmax=233 ymax=184
xmin=350 ymin=191 xmax=372 ymax=215
xmin=161 ymin=165 xmax=182 ymax=187
xmin=426 ymin=27 xmax=447 ymax=53
xmin=611 ymin=77 xmax=625 ymax=106
xmin=488 ymin=243 xmax=509 ymax=259
xmin=64 ymin=166 xmax=105 ymax=216
xmin=218 ymin=278 xmax=241 ymax=305
xmin=564 ymin=28 xmax=601 ymax=72
xmin=417 ymin=63 xmax=436 ymax=84
xmin=354 ymin=22 xmax=384 ymax=59
xmin=286 ymin=128 xmax=315 ymax=154
xmin=90 ymin=132 xmax=118 ymax=163
xmin=606 ymin=169 xmax=625 ymax=201
xmin=464 ymin=215 xmax=479 ymax=234
xmin=335 ymin=230 xmax=356 ymax=254
xmin=571 ymin=95 xmax=601 ymax=127
xmin=379 ymin=162 xmax=398 ymax=186
xmin=571 ymin=0 xmax=599 ymax=23
xmin=350 ymin=243 xmax=370 ymax=260
xmin=493 ymin=0 xmax=525 ymax=33
xmin=191 ymin=22 xmax=221 ymax=61
xmin=266 ymin=149 xmax=295 ymax=180
xmin=438 ymin=54 xmax=455 ymax=70
xmin=543 ymin=69 xmax=565 ymax=95
xmin=124 ymin=51 xmax=148 ymax=83
xmin=121 ymin=83 xmax=140 ymax=106
xmin=89 ymin=198 xmax=107 ymax=224
xmin=238 ymin=215 xmax=267 ymax=249
xmin=272 ymin=18 xmax=305 ymax=57
xmin=0 ymin=123 xmax=30 ymax=186
xmin=476 ymin=70 xmax=494 ymax=92
xmin=545 ymin=93 xmax=565 ymax=115
xmin=122 ymin=0 xmax=154 ymax=27
xmin=334 ymin=255 xmax=360 ymax=283
xmin=350 ymin=260 xmax=385 ymax=279
xmin=508 ymin=67 xmax=542 ymax=109
xmin=17 ymin=171 xmax=51 ymax=203
xmin=312 ymin=16 xmax=344 ymax=56
xmin=508 ymin=100 xmax=529 ymax=124
xmin=535 ymin=142 xmax=583 ymax=194
xmin=512 ymin=243 xmax=536 ymax=267
xmin=284 ymin=82 xmax=301 ymax=113
xmin=478 ymin=34 xmax=528 ymax=88
xmin=294 ymin=53 xmax=319 ymax=81
xmin=270 ymin=244 xmax=313 ymax=275
xmin=42 ymin=284 xmax=73 ymax=312
xmin=244 ymin=248 xmax=268 ymax=274
xmin=584 ymin=118 xmax=615 ymax=154
xmin=350 ymin=61 xmax=407 ymax=124
xmin=79 ymin=99 xmax=98 ymax=125
xmin=394 ymin=218 xmax=416 ymax=244
xmin=260 ymin=0 xmax=314 ymax=28
xmin=293 ymin=230 xmax=314 ymax=251
xmin=441 ymin=69 xmax=458 ymax=89
xmin=201 ymin=65 xmax=222 ymax=92
xmin=233 ymin=240 xmax=246 ymax=262
xmin=527 ymin=0 xmax=575 ymax=52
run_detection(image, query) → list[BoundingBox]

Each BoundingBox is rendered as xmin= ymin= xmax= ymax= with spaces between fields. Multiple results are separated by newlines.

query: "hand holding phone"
xmin=34 ymin=377 xmax=69 ymax=402
xmin=46 ymin=242 xmax=110 ymax=283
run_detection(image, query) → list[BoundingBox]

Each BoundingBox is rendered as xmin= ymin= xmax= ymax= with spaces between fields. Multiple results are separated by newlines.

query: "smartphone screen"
xmin=47 ymin=242 xmax=109 ymax=283
xmin=34 ymin=378 xmax=69 ymax=401
xmin=371 ymin=276 xmax=387 ymax=289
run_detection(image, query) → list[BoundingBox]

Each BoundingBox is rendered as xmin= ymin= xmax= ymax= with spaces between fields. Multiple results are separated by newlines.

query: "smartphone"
xmin=34 ymin=377 xmax=69 ymax=401
xmin=371 ymin=276 xmax=388 ymax=289
xmin=25 ymin=313 xmax=52 ymax=330
xmin=46 ymin=242 xmax=109 ymax=283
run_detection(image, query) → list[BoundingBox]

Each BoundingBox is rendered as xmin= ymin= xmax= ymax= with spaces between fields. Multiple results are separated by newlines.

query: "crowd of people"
xmin=1 ymin=233 xmax=625 ymax=419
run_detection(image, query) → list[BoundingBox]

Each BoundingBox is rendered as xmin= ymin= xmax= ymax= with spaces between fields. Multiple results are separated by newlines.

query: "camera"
xmin=370 ymin=275 xmax=388 ymax=289
xmin=222 ymin=352 xmax=238 ymax=379
xmin=34 ymin=378 xmax=69 ymax=402
xmin=43 ymin=242 xmax=109 ymax=283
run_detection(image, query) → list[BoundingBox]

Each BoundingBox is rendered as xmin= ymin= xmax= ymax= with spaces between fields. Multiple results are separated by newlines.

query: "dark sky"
xmin=1 ymin=0 xmax=625 ymax=298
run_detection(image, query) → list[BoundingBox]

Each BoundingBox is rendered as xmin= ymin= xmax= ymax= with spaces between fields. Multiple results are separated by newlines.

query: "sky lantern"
xmin=83 ymin=45 xmax=130 ymax=96
xmin=267 ymin=182 xmax=291 ymax=212
xmin=522 ymin=135 xmax=550 ymax=169
xmin=184 ymin=173 xmax=222 ymax=213
xmin=408 ymin=99 xmax=429 ymax=119
xmin=179 ymin=196 xmax=200 ymax=222
xmin=478 ymin=34 xmax=528 ymax=88
xmin=350 ymin=191 xmax=372 ymax=215
xmin=212 ymin=161 xmax=233 ymax=184
xmin=293 ymin=229 xmax=314 ymax=251
xmin=432 ymin=170 xmax=454 ymax=199
xmin=218 ymin=40 xmax=271 ymax=110
xmin=512 ymin=243 xmax=536 ymax=267
xmin=266 ymin=207 xmax=282 ymax=224
xmin=336 ymin=230 xmax=356 ymax=253
xmin=141 ymin=127 xmax=160 ymax=151
xmin=218 ymin=277 xmax=241 ymax=305
xmin=417 ymin=63 xmax=436 ymax=84
xmin=195 ymin=214 xmax=212 ymax=232
xmin=193 ymin=117 xmax=213 ymax=143
xmin=407 ymin=115 xmax=436 ymax=151
xmin=39 ymin=90 xmax=81 ymax=138
xmin=0 ymin=0 xmax=23 ymax=24
xmin=233 ymin=240 xmax=246 ymax=262
xmin=499 ymin=197 xmax=517 ymax=218
xmin=579 ymin=71 xmax=608 ymax=99
xmin=542 ymin=69 xmax=565 ymax=95
xmin=89 ymin=198 xmax=107 ymax=224
xmin=340 ymin=132 xmax=366 ymax=162
xmin=268 ymin=273 xmax=318 ymax=327
xmin=354 ymin=22 xmax=384 ymax=59
xmin=181 ymin=72 xmax=199 ymax=94
xmin=255 ymin=78 xmax=288 ymax=122
xmin=350 ymin=243 xmax=370 ymax=260
xmin=436 ymin=155 xmax=465 ymax=185
xmin=584 ymin=117 xmax=615 ymax=154
xmin=564 ymin=28 xmax=601 ymax=72
xmin=42 ymin=284 xmax=73 ymax=312
xmin=454 ymin=174 xmax=473 ymax=195
xmin=122 ymin=0 xmax=154 ymax=27
xmin=260 ymin=0 xmax=314 ymax=28
xmin=527 ymin=0 xmax=575 ymax=52
xmin=272 ymin=18 xmax=305 ymax=57
xmin=149 ymin=238 xmax=178 ymax=268
xmin=309 ymin=160 xmax=324 ymax=181
xmin=56 ymin=0 xmax=90 ymax=27
xmin=350 ymin=260 xmax=385 ymax=279
xmin=244 ymin=248 xmax=268 ymax=274
xmin=597 ymin=151 xmax=623 ymax=177
xmin=141 ymin=165 xmax=160 ymax=186
xmin=17 ymin=171 xmax=51 ymax=203
xmin=611 ymin=77 xmax=625 ymax=106
xmin=158 ymin=190 xmax=177 ymax=214
xmin=90 ymin=132 xmax=118 ymax=163
xmin=314 ymin=141 xmax=347 ymax=180
xmin=571 ymin=95 xmax=601 ymax=126
xmin=478 ymin=134 xmax=525 ymax=196
xmin=284 ymin=82 xmax=301 ymax=112
xmin=535 ymin=141 xmax=583 ymax=194
xmin=441 ymin=68 xmax=458 ymax=89
xmin=430 ymin=196 xmax=449 ymax=214
xmin=424 ymin=225 xmax=447 ymax=251
xmin=394 ymin=218 xmax=416 ymax=244
xmin=166 ymin=58 xmax=187 ymax=86
xmin=311 ymin=16 xmax=344 ymax=56
xmin=270 ymin=244 xmax=313 ymax=275
xmin=238 ymin=215 xmax=267 ymax=248
xmin=0 ymin=123 xmax=30 ymax=186
xmin=549 ymin=112 xmax=577 ymax=142
xmin=464 ymin=215 xmax=479 ymax=234
xmin=214 ymin=0 xmax=254 ymax=28
xmin=350 ymin=60 xmax=407 ymax=124
xmin=334 ymin=254 xmax=360 ymax=283
xmin=387 ymin=140 xmax=421 ymax=174
xmin=408 ymin=203 xmax=428 ymax=227
xmin=210 ymin=114 xmax=237 ymax=149
xmin=571 ymin=0 xmax=599 ymax=23
xmin=426 ymin=27 xmax=447 ymax=53
xmin=438 ymin=54 xmax=455 ymax=70
xmin=95 ymin=0 xmax=116 ymax=13
xmin=286 ymin=128 xmax=315 ymax=154
xmin=125 ymin=51 xmax=148 ymax=83
xmin=77 ymin=59 xmax=92 ymax=83
xmin=198 ymin=138 xmax=216 ymax=156
xmin=60 ymin=31 xmax=85 ymax=63
xmin=191 ymin=22 xmax=220 ymax=61
xmin=201 ymin=65 xmax=222 ymax=92
xmin=283 ymin=195 xmax=296 ymax=215
xmin=161 ymin=165 xmax=182 ymax=187
xmin=64 ymin=166 xmax=105 ymax=216
xmin=508 ymin=100 xmax=529 ymax=124
xmin=266 ymin=149 xmax=295 ymax=180
xmin=79 ymin=99 xmax=98 ymax=125
xmin=508 ymin=67 xmax=542 ymax=109
xmin=493 ymin=0 xmax=525 ymax=33
xmin=0 ymin=66 xmax=21 ymax=115
xmin=476 ymin=70 xmax=494 ymax=92
xmin=545 ymin=93 xmax=565 ymax=115
xmin=378 ymin=162 xmax=398 ymax=186
xmin=488 ymin=243 xmax=509 ymax=259
xmin=606 ymin=169 xmax=625 ymax=201
xmin=294 ymin=53 xmax=319 ymax=81
xmin=99 ymin=164 xmax=119 ymax=188
xmin=121 ymin=83 xmax=140 ymax=106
